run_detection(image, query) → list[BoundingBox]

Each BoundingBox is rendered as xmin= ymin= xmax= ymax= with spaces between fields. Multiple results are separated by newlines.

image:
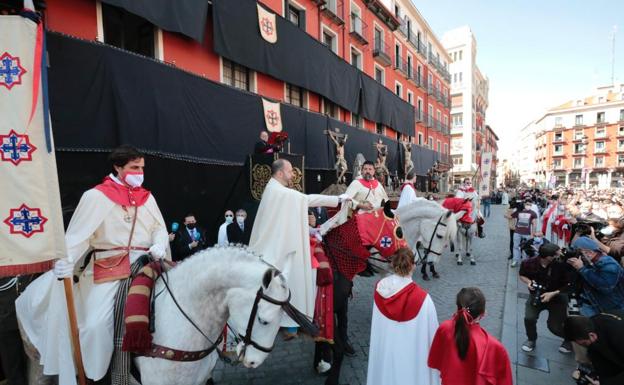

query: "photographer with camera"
xmin=567 ymin=236 xmax=624 ymax=317
xmin=519 ymin=243 xmax=572 ymax=353
xmin=511 ymin=201 xmax=539 ymax=268
xmin=586 ymin=217 xmax=624 ymax=265
xmin=564 ymin=312 xmax=624 ymax=385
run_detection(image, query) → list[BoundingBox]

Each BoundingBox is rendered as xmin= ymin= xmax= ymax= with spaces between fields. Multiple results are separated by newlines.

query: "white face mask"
xmin=534 ymin=237 xmax=542 ymax=243
xmin=123 ymin=172 xmax=144 ymax=188
xmin=225 ymin=216 xmax=234 ymax=224
xmin=236 ymin=216 xmax=246 ymax=224
xmin=601 ymin=226 xmax=615 ymax=236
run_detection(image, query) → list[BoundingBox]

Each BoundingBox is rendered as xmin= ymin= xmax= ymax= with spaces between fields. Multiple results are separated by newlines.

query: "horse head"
xmin=227 ymin=264 xmax=290 ymax=369
xmin=354 ymin=201 xmax=407 ymax=259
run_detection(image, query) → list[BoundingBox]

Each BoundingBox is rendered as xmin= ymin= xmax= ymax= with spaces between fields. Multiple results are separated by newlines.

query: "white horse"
xmin=395 ymin=198 xmax=464 ymax=279
xmin=24 ymin=247 xmax=296 ymax=385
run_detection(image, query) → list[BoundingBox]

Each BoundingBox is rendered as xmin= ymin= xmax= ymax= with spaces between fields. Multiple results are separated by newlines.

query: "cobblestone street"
xmin=213 ymin=204 xmax=511 ymax=385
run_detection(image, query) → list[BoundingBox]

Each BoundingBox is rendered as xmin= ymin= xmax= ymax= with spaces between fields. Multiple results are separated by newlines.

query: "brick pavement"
xmin=213 ymin=204 xmax=512 ymax=385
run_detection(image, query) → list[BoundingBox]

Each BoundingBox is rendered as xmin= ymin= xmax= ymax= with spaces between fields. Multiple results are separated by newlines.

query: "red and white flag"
xmin=0 ymin=11 xmax=66 ymax=276
xmin=257 ymin=4 xmax=278 ymax=44
xmin=262 ymin=98 xmax=283 ymax=132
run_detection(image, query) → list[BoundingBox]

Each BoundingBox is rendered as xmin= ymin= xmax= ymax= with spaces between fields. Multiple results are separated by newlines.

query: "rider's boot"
xmin=429 ymin=262 xmax=440 ymax=278
xmin=456 ymin=254 xmax=463 ymax=265
xmin=421 ymin=263 xmax=430 ymax=281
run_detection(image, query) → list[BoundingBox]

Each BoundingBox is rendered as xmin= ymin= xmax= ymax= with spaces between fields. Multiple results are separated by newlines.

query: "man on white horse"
xmin=16 ymin=145 xmax=170 ymax=384
xmin=344 ymin=160 xmax=389 ymax=214
xmin=452 ymin=178 xmax=480 ymax=265
xmin=249 ymin=159 xmax=347 ymax=332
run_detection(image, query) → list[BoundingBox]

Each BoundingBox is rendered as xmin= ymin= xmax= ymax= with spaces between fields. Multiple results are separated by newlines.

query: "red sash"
xmin=95 ymin=176 xmax=150 ymax=207
xmin=358 ymin=178 xmax=379 ymax=190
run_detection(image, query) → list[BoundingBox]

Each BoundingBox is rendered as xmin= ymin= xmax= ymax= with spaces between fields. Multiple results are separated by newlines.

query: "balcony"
xmin=408 ymin=70 xmax=421 ymax=87
xmin=394 ymin=57 xmax=408 ymax=76
xmin=415 ymin=110 xmax=424 ymax=123
xmin=398 ymin=17 xmax=409 ymax=37
xmin=372 ymin=39 xmax=392 ymax=66
xmin=552 ymin=152 xmax=565 ymax=157
xmin=321 ymin=0 xmax=345 ymax=25
xmin=349 ymin=13 xmax=368 ymax=45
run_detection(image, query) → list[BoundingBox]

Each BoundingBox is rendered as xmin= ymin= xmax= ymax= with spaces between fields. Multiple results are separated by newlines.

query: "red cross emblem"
xmin=0 ymin=52 xmax=27 ymax=90
xmin=4 ymin=204 xmax=48 ymax=238
xmin=266 ymin=110 xmax=280 ymax=128
xmin=0 ymin=130 xmax=37 ymax=165
xmin=261 ymin=17 xmax=274 ymax=36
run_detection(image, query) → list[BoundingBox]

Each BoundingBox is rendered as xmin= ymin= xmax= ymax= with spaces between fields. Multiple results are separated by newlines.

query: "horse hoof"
xmin=470 ymin=261 xmax=476 ymax=266
xmin=422 ymin=274 xmax=430 ymax=281
xmin=457 ymin=261 xmax=463 ymax=266
xmin=432 ymin=272 xmax=440 ymax=279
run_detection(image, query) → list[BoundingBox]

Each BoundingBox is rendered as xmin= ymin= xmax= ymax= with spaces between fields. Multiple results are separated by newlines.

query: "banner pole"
xmin=63 ymin=278 xmax=87 ymax=385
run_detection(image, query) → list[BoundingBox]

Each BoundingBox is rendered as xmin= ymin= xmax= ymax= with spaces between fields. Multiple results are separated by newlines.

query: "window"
xmin=452 ymin=113 xmax=463 ymax=128
xmin=443 ymin=116 xmax=449 ymax=131
xmin=285 ymin=83 xmax=304 ymax=107
xmin=554 ymin=117 xmax=563 ymax=127
xmin=574 ymin=143 xmax=585 ymax=154
xmin=102 ymin=3 xmax=155 ymax=57
xmin=619 ymin=155 xmax=624 ymax=166
xmin=596 ymin=126 xmax=606 ymax=138
xmin=407 ymin=54 xmax=413 ymax=78
xmin=459 ymin=50 xmax=463 ymax=60
xmin=444 ymin=143 xmax=449 ymax=154
xmin=619 ymin=126 xmax=624 ymax=136
xmin=554 ymin=144 xmax=563 ymax=154
xmin=428 ymin=136 xmax=433 ymax=149
xmin=597 ymin=111 xmax=606 ymax=124
xmin=452 ymin=155 xmax=463 ymax=165
xmin=350 ymin=47 xmax=362 ymax=70
xmin=618 ymin=139 xmax=624 ymax=149
xmin=620 ymin=109 xmax=624 ymax=121
xmin=395 ymin=82 xmax=403 ymax=98
xmin=351 ymin=113 xmax=363 ymax=128
xmin=322 ymin=28 xmax=337 ymax=53
xmin=595 ymin=156 xmax=604 ymax=167
xmin=322 ymin=97 xmax=339 ymax=119
xmin=287 ymin=2 xmax=305 ymax=30
xmin=427 ymin=104 xmax=433 ymax=126
xmin=573 ymin=158 xmax=583 ymax=168
xmin=453 ymin=73 xmax=457 ymax=83
xmin=395 ymin=43 xmax=401 ymax=68
xmin=595 ymin=141 xmax=606 ymax=152
xmin=407 ymin=90 xmax=413 ymax=105
xmin=574 ymin=129 xmax=585 ymax=140
xmin=375 ymin=66 xmax=384 ymax=85
xmin=575 ymin=114 xmax=583 ymax=126
xmin=375 ymin=122 xmax=385 ymax=135
xmin=416 ymin=98 xmax=423 ymax=121
xmin=222 ymin=59 xmax=252 ymax=91
xmin=459 ymin=72 xmax=463 ymax=82
xmin=437 ymin=140 xmax=441 ymax=152
xmin=553 ymin=159 xmax=562 ymax=169
xmin=554 ymin=132 xmax=563 ymax=142
xmin=427 ymin=73 xmax=433 ymax=90
xmin=418 ymin=133 xmax=423 ymax=145
xmin=374 ymin=27 xmax=383 ymax=47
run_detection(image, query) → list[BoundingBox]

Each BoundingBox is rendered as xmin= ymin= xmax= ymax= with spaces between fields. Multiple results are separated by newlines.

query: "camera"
xmin=530 ymin=282 xmax=546 ymax=307
xmin=575 ymin=364 xmax=598 ymax=385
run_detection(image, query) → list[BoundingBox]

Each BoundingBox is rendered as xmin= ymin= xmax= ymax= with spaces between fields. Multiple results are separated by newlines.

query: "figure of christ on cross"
xmin=326 ymin=128 xmax=349 ymax=184
xmin=374 ymin=138 xmax=389 ymax=185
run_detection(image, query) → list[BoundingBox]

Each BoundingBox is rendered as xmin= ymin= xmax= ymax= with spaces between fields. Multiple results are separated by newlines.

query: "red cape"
xmin=428 ymin=320 xmax=512 ymax=385
xmin=374 ymin=281 xmax=427 ymax=322
xmin=542 ymin=205 xmax=557 ymax=234
xmin=358 ymin=178 xmax=379 ymax=190
xmin=94 ymin=176 xmax=150 ymax=207
xmin=443 ymin=197 xmax=474 ymax=224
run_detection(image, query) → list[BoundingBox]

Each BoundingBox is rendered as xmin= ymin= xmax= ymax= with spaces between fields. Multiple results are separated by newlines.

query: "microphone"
xmin=171 ymin=222 xmax=179 ymax=233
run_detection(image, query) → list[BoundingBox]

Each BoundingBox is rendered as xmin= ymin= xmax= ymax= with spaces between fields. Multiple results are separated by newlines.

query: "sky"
xmin=414 ymin=0 xmax=624 ymax=162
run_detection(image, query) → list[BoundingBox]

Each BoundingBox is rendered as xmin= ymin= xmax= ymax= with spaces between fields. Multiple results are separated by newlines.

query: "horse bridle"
xmin=237 ymin=287 xmax=291 ymax=356
xmin=420 ymin=214 xmax=447 ymax=262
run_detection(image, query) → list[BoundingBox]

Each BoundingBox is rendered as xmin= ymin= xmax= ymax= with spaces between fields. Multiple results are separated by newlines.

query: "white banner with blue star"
xmin=0 ymin=12 xmax=66 ymax=276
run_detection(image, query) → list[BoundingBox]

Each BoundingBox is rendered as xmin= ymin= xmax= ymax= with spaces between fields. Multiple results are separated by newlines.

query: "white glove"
xmin=149 ymin=244 xmax=166 ymax=260
xmin=309 ymin=227 xmax=323 ymax=242
xmin=53 ymin=258 xmax=75 ymax=279
xmin=338 ymin=193 xmax=351 ymax=204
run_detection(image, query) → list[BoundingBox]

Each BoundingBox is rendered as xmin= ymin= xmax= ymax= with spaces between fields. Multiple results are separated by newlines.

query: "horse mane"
xmin=395 ymin=197 xmax=447 ymax=220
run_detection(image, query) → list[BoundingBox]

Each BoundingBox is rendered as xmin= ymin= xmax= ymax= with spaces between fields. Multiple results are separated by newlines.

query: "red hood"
xmin=95 ymin=176 xmax=150 ymax=207
xmin=374 ymin=281 xmax=427 ymax=322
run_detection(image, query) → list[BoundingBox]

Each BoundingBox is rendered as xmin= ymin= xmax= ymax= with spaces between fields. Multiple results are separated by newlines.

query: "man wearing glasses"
xmin=217 ymin=210 xmax=234 ymax=246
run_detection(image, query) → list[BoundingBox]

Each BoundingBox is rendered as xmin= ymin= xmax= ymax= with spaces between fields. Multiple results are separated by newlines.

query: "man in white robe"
xmin=217 ymin=210 xmax=234 ymax=246
xmin=249 ymin=159 xmax=347 ymax=325
xmin=344 ymin=161 xmax=388 ymax=214
xmin=16 ymin=146 xmax=169 ymax=384
xmin=366 ymin=272 xmax=440 ymax=385
xmin=397 ymin=171 xmax=418 ymax=209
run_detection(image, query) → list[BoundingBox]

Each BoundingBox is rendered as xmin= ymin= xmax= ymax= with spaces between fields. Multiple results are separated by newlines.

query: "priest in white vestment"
xmin=366 ymin=248 xmax=440 ymax=385
xmin=249 ymin=159 xmax=347 ymax=325
xmin=344 ymin=160 xmax=388 ymax=214
xmin=397 ymin=171 xmax=418 ymax=209
xmin=16 ymin=148 xmax=169 ymax=385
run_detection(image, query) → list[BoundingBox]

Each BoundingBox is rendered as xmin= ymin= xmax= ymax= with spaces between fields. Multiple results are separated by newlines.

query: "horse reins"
xmin=420 ymin=213 xmax=447 ymax=262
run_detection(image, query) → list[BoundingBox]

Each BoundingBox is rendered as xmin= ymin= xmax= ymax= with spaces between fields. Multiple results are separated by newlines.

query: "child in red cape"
xmin=428 ymin=287 xmax=512 ymax=385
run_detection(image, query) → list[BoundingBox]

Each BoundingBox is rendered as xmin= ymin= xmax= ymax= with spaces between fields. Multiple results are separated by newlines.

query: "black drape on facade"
xmin=211 ymin=0 xmax=415 ymax=137
xmin=100 ymin=0 xmax=209 ymax=42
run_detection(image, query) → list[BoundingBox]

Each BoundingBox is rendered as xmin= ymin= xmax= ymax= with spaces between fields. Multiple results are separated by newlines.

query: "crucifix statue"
xmin=401 ymin=140 xmax=414 ymax=179
xmin=326 ymin=128 xmax=349 ymax=184
xmin=374 ymin=138 xmax=389 ymax=185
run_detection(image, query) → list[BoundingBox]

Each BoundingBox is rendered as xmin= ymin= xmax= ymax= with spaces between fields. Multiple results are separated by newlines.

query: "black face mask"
xmin=186 ymin=223 xmax=196 ymax=230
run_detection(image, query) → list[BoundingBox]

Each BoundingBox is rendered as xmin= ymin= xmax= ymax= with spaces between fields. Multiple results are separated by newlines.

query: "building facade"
xmin=442 ymin=26 xmax=489 ymax=187
xmin=534 ymin=84 xmax=624 ymax=188
xmin=513 ymin=121 xmax=538 ymax=186
xmin=39 ymin=0 xmax=450 ymax=157
xmin=484 ymin=125 xmax=499 ymax=191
